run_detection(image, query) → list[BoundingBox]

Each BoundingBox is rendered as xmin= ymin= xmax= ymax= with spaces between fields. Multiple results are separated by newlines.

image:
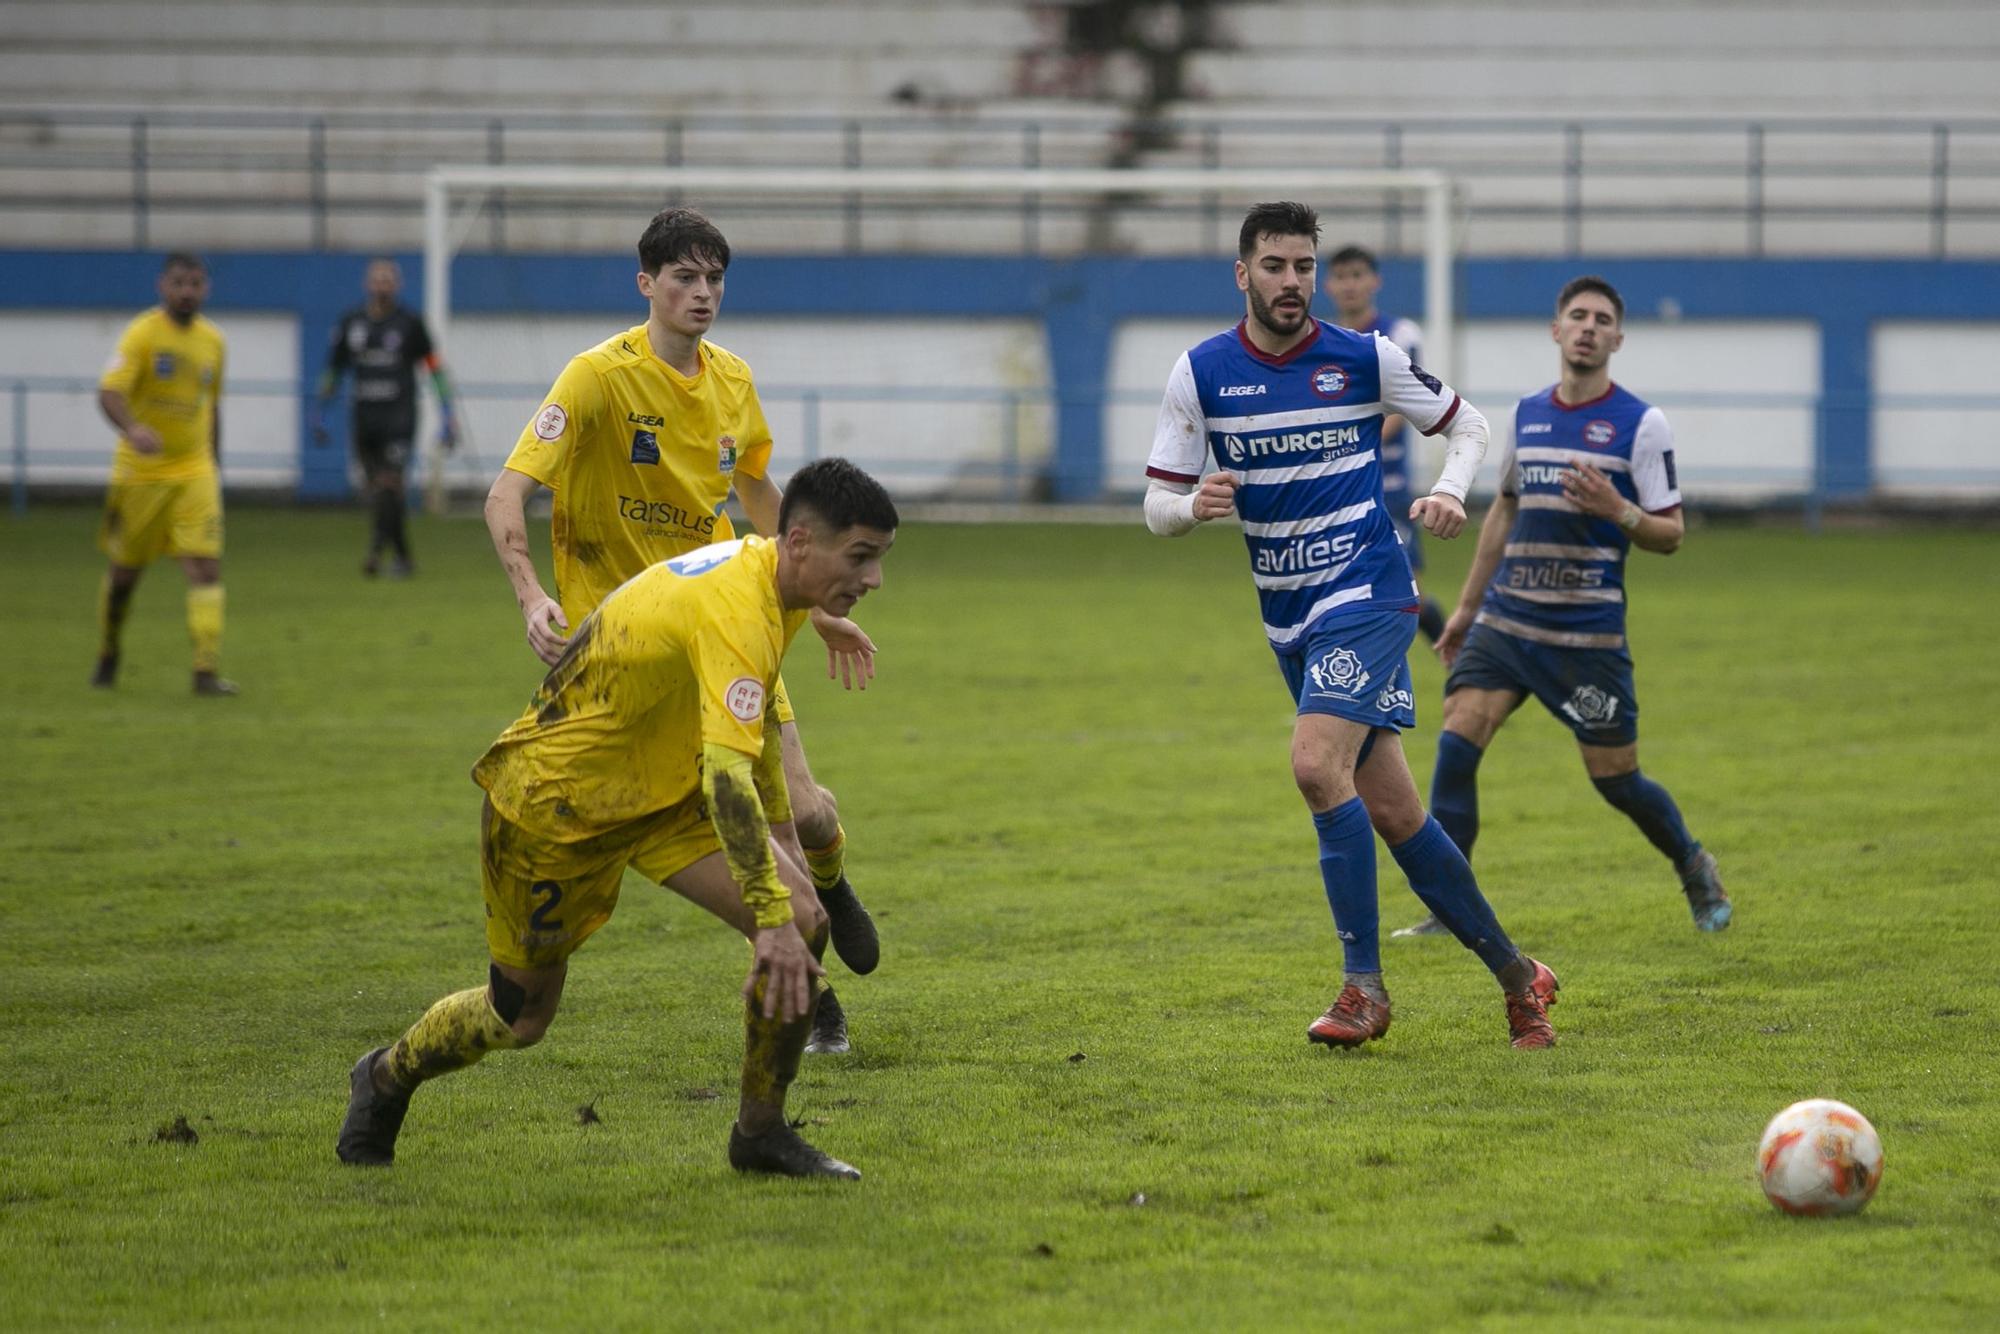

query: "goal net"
xmin=420 ymin=165 xmax=1462 ymax=512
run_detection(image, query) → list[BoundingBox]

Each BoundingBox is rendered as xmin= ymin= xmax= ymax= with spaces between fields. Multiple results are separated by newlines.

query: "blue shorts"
xmin=1389 ymin=512 xmax=1425 ymax=574
xmin=1277 ymin=606 xmax=1419 ymax=731
xmin=1445 ymin=621 xmax=1639 ymax=746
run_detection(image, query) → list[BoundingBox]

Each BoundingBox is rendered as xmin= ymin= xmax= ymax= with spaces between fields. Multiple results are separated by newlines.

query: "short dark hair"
xmin=162 ymin=251 xmax=206 ymax=275
xmin=637 ymin=207 xmax=731 ymax=276
xmin=1238 ymin=202 xmax=1321 ymax=259
xmin=1326 ymin=244 xmax=1378 ymax=272
xmin=1557 ymin=275 xmax=1624 ymax=323
xmin=779 ymin=457 xmax=899 ymax=536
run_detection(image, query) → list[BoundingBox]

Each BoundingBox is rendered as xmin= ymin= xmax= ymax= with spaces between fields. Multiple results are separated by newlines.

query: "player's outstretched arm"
xmin=484 ymin=466 xmax=568 ymax=665
xmin=1435 ymin=493 xmax=1517 ymax=665
xmin=704 ymin=741 xmax=822 ymax=1023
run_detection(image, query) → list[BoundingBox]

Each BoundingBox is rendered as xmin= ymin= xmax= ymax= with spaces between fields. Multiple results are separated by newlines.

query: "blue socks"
xmin=1592 ymin=769 xmax=1698 ymax=868
xmin=1389 ymin=816 xmax=1519 ymax=975
xmin=1312 ymin=797 xmax=1379 ymax=975
xmin=1429 ymin=731 xmax=1484 ymax=859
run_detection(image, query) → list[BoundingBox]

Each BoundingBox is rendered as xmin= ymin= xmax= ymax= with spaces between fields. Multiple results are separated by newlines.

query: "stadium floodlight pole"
xmin=421 ymin=165 xmax=1459 ymax=509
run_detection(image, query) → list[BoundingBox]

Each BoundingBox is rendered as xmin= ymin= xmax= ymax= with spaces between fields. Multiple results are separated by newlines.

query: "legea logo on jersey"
xmin=1561 ymin=685 xmax=1620 ymax=727
xmin=666 ymin=539 xmax=743 ymax=578
xmin=1218 ymin=384 xmax=1266 ymax=397
xmin=1311 ymin=365 xmax=1350 ymax=399
xmin=1520 ymin=422 xmax=1553 ymax=435
xmin=153 ymin=352 xmax=176 ymax=379
xmin=1306 ymin=646 xmax=1370 ymax=698
xmin=630 ymin=429 xmax=660 ymax=465
xmin=1584 ymin=420 xmax=1616 ymax=446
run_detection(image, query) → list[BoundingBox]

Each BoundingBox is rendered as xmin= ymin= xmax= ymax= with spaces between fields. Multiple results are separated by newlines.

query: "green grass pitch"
xmin=2 ymin=504 xmax=1997 ymax=1330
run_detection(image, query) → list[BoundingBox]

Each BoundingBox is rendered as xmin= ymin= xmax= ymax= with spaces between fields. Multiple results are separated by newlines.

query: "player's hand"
xmin=810 ymin=608 xmax=877 ymax=691
xmin=1410 ymin=492 xmax=1467 ymax=539
xmin=1192 ymin=471 xmax=1239 ymax=521
xmin=1434 ymin=609 xmax=1475 ymax=667
xmin=743 ymin=922 xmax=824 ymax=1023
xmin=522 ymin=595 xmax=570 ymax=666
xmin=127 ymin=424 xmax=164 ymax=456
xmin=1561 ymin=458 xmax=1622 ymax=518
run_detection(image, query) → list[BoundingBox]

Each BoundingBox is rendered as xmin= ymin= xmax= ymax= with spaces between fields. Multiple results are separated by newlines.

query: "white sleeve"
xmin=1374 ymin=334 xmax=1461 ymax=437
xmin=1631 ymin=406 xmax=1682 ymax=511
xmin=1388 ymin=316 xmax=1423 ymax=364
xmin=1497 ymin=410 xmax=1522 ymax=497
xmin=1144 ymin=351 xmax=1208 ymax=485
xmin=1430 ymin=400 xmax=1489 ymax=503
xmin=1144 ymin=477 xmax=1201 ymax=536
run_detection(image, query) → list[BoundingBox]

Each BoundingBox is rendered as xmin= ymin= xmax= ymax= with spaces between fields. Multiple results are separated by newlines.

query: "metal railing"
xmin=5 ymin=107 xmax=2000 ymax=256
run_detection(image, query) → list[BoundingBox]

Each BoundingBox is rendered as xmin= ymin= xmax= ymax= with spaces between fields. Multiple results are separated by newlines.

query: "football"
xmin=1757 ymin=1099 xmax=1885 ymax=1216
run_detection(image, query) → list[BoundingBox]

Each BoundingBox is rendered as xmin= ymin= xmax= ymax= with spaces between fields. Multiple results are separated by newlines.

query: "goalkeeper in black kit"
xmin=314 ymin=257 xmax=457 ymax=576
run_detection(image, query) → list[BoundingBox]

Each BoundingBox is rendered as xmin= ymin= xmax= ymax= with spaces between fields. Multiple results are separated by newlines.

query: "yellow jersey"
xmin=504 ymin=324 xmax=775 ymax=625
xmin=98 ymin=308 xmax=226 ymax=482
xmin=472 ymin=535 xmax=807 ymax=844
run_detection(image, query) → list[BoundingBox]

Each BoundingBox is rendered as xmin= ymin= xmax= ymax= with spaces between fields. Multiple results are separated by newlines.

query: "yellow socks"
xmin=802 ymin=824 xmax=847 ymax=893
xmin=186 ymin=585 xmax=224 ymax=673
xmin=385 ymin=986 xmax=521 ymax=1089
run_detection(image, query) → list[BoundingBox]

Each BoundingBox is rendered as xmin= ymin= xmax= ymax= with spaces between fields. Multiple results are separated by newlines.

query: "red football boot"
xmin=1505 ymin=958 xmax=1559 ymax=1049
xmin=1307 ymin=983 xmax=1392 ymax=1048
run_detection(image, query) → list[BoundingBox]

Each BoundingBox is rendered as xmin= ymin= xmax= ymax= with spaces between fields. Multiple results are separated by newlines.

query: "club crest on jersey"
xmin=533 ymin=403 xmax=567 ymax=440
xmin=1307 ymin=647 xmax=1370 ymax=698
xmin=1584 ymin=419 xmax=1617 ymax=447
xmin=718 ymin=435 xmax=737 ymax=474
xmin=1311 ymin=365 xmax=1350 ymax=400
xmin=629 ymin=429 xmax=660 ymax=465
xmin=1561 ymin=685 xmax=1620 ymax=727
xmin=153 ymin=352 xmax=176 ymax=379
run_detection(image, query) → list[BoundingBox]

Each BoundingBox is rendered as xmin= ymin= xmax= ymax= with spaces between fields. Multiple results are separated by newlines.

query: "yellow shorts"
xmin=480 ymin=796 xmax=721 ymax=970
xmin=770 ymin=672 xmax=796 ymax=727
xmin=100 ymin=473 xmax=223 ymax=566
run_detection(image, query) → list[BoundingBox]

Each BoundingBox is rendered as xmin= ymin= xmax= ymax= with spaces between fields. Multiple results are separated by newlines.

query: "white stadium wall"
xmin=1108 ymin=319 xmax=1823 ymax=499
xmin=0 ymin=311 xmax=300 ymax=487
xmin=443 ymin=315 xmax=1054 ymax=499
xmin=1871 ymin=325 xmax=2000 ymax=495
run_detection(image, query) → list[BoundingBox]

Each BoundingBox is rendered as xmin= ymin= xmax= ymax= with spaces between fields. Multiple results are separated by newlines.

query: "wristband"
xmin=1618 ymin=504 xmax=1642 ymax=531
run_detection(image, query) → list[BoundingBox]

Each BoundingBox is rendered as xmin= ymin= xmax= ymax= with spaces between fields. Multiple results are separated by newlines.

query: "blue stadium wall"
xmin=4 ymin=249 xmax=1996 ymax=501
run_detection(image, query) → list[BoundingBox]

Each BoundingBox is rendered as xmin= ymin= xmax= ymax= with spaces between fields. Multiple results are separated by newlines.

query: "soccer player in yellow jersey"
xmin=485 ymin=208 xmax=880 ymax=1056
xmin=339 ymin=458 xmax=897 ymax=1179
xmin=92 ymin=252 xmax=236 ymax=695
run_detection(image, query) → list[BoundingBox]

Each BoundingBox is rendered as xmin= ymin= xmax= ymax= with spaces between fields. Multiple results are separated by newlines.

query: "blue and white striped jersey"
xmin=1352 ymin=312 xmax=1424 ymax=508
xmin=1478 ymin=382 xmax=1680 ymax=651
xmin=1147 ymin=317 xmax=1464 ymax=649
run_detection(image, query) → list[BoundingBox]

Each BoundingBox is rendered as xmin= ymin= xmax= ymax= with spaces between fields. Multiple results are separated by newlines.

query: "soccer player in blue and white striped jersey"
xmin=1144 ymin=202 xmax=1559 ymax=1051
xmin=1397 ymin=275 xmax=1732 ymax=939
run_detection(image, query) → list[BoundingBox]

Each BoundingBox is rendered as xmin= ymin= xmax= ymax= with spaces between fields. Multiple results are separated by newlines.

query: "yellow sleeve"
xmin=731 ymin=374 xmax=775 ymax=482
xmin=691 ymin=600 xmax=781 ymax=759
xmin=505 ymin=356 xmax=604 ymax=490
xmin=99 ymin=316 xmax=148 ymax=398
xmin=701 ymin=741 xmax=790 ymax=928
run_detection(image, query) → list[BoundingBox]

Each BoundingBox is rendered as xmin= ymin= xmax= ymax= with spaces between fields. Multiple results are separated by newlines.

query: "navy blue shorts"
xmin=1277 ymin=606 xmax=1420 ymax=731
xmin=1445 ymin=621 xmax=1639 ymax=746
xmin=1389 ymin=512 xmax=1425 ymax=574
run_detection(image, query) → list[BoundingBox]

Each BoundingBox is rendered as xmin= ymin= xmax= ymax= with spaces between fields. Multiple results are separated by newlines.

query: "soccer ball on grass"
xmin=1757 ymin=1098 xmax=1883 ymax=1216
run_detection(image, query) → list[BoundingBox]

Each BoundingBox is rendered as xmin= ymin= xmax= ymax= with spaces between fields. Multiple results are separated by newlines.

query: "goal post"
xmin=421 ymin=165 xmax=1461 ymax=510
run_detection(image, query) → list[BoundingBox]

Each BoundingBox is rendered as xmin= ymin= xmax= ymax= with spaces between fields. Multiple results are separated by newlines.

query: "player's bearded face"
xmin=159 ymin=267 xmax=208 ymax=321
xmin=1239 ymin=238 xmax=1315 ymax=340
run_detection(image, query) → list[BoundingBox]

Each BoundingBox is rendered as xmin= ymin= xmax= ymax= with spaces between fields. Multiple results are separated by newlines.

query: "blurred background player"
xmin=1395 ymin=275 xmax=1732 ymax=939
xmin=482 ymin=207 xmax=880 ymax=1055
xmin=1324 ymin=244 xmax=1445 ymax=644
xmin=1144 ymin=202 xmax=1559 ymax=1051
xmin=92 ymin=252 xmax=234 ymax=696
xmin=337 ymin=457 xmax=898 ymax=1180
xmin=312 ymin=257 xmax=457 ymax=577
